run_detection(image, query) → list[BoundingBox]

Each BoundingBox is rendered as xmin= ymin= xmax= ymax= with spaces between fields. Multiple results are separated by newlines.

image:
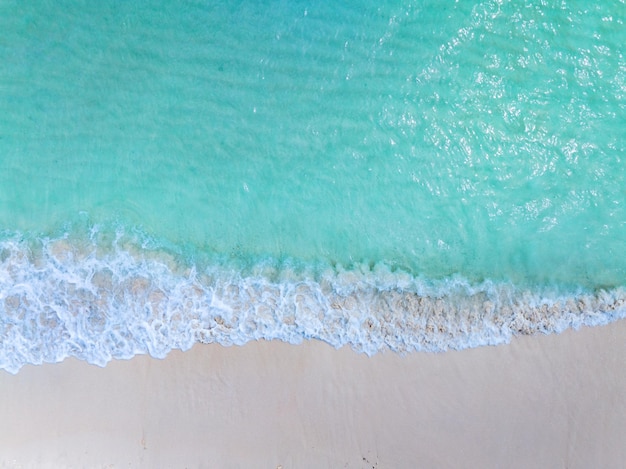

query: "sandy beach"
xmin=1 ymin=320 xmax=626 ymax=468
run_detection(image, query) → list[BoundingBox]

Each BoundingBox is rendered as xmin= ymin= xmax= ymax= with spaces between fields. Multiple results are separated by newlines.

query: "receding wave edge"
xmin=1 ymin=232 xmax=625 ymax=374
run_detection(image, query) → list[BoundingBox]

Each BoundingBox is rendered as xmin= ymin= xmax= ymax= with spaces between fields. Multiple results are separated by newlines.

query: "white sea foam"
xmin=1 ymin=233 xmax=625 ymax=374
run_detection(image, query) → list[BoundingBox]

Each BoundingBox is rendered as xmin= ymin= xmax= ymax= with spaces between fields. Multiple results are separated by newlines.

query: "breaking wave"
xmin=1 ymin=227 xmax=625 ymax=374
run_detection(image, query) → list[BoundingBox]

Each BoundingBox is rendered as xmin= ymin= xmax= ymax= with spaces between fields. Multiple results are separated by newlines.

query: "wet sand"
xmin=1 ymin=320 xmax=626 ymax=468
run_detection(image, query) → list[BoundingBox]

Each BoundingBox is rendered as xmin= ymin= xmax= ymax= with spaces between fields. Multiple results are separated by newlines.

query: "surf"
xmin=1 ymin=225 xmax=624 ymax=374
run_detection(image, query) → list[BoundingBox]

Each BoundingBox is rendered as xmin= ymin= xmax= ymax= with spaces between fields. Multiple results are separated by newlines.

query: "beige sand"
xmin=1 ymin=320 xmax=626 ymax=468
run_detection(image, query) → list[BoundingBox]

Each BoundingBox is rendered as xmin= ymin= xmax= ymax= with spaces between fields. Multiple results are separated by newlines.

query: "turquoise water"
xmin=1 ymin=0 xmax=625 ymax=372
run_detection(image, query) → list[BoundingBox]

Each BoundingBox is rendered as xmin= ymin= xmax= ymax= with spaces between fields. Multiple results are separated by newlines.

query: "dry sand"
xmin=1 ymin=320 xmax=626 ymax=468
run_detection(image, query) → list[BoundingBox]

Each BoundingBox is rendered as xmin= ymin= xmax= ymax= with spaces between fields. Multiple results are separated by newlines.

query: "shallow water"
xmin=1 ymin=0 xmax=625 ymax=372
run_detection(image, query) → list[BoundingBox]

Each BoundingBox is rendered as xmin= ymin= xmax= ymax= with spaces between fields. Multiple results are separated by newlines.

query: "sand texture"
xmin=2 ymin=320 xmax=626 ymax=468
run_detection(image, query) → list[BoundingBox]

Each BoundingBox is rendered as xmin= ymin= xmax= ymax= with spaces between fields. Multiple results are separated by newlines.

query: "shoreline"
xmin=2 ymin=320 xmax=626 ymax=468
xmin=4 ymin=230 xmax=626 ymax=373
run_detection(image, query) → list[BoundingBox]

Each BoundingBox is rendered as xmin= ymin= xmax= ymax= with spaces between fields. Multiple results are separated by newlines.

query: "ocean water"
xmin=1 ymin=0 xmax=625 ymax=373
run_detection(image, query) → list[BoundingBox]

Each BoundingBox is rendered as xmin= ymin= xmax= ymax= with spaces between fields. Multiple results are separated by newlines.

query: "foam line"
xmin=1 ymin=233 xmax=625 ymax=373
